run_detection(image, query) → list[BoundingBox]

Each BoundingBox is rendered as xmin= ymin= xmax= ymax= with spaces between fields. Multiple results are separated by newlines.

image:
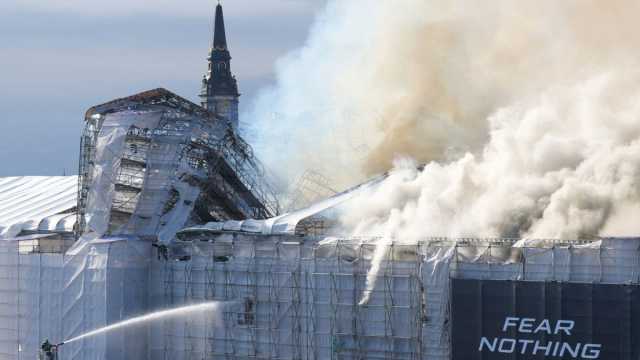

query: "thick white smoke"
xmin=248 ymin=0 xmax=640 ymax=190
xmin=345 ymin=71 xmax=640 ymax=304
xmin=245 ymin=1 xmax=640 ymax=302
xmin=341 ymin=73 xmax=640 ymax=241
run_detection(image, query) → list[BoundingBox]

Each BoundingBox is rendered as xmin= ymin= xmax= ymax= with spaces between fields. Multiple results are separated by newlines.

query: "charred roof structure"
xmin=76 ymin=88 xmax=279 ymax=241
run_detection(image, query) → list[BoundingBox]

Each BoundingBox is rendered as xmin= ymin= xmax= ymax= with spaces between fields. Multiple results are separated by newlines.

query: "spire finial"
xmin=213 ymin=1 xmax=227 ymax=50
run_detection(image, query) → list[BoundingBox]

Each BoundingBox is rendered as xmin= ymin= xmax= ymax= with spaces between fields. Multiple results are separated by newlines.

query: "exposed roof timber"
xmin=84 ymin=88 xmax=229 ymax=126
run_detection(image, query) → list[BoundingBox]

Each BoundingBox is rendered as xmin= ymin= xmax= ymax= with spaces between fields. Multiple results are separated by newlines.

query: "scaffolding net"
xmin=0 ymin=238 xmax=149 ymax=360
xmin=76 ymin=90 xmax=280 ymax=242
xmin=152 ymin=236 xmax=640 ymax=360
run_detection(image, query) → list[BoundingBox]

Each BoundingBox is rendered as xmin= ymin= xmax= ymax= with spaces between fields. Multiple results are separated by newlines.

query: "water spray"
xmin=38 ymin=301 xmax=223 ymax=358
xmin=62 ymin=301 xmax=222 ymax=345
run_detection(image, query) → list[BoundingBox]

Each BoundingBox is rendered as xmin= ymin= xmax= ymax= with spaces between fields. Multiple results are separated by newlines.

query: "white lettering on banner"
xmin=555 ymin=320 xmax=575 ymax=336
xmin=502 ymin=317 xmax=519 ymax=332
xmin=519 ymin=318 xmax=535 ymax=333
xmin=533 ymin=341 xmax=552 ymax=356
xmin=478 ymin=317 xmax=602 ymax=359
xmin=582 ymin=344 xmax=601 ymax=359
xmin=501 ymin=317 xmax=574 ymax=335
xmin=519 ymin=339 xmax=534 ymax=354
xmin=535 ymin=319 xmax=551 ymax=334
xmin=479 ymin=339 xmax=602 ymax=358
xmin=498 ymin=339 xmax=516 ymax=353
xmin=561 ymin=342 xmax=580 ymax=358
xmin=478 ymin=337 xmax=497 ymax=351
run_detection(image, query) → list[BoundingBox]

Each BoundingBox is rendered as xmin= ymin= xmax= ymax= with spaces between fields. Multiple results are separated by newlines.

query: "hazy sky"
xmin=0 ymin=0 xmax=325 ymax=176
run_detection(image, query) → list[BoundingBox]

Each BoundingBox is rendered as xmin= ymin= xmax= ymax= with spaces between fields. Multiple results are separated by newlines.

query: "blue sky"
xmin=0 ymin=0 xmax=324 ymax=176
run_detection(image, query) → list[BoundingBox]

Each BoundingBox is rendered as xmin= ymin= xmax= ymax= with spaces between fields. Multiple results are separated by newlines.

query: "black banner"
xmin=450 ymin=279 xmax=640 ymax=359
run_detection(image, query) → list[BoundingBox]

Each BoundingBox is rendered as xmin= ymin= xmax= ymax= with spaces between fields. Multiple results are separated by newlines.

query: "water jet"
xmin=61 ymin=301 xmax=223 ymax=345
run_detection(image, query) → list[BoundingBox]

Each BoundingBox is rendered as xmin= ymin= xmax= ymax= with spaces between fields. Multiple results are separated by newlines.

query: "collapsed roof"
xmin=178 ymin=174 xmax=388 ymax=239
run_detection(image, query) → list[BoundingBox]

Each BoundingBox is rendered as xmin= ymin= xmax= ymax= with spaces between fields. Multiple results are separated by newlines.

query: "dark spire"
xmin=213 ymin=4 xmax=227 ymax=50
xmin=200 ymin=0 xmax=240 ymax=126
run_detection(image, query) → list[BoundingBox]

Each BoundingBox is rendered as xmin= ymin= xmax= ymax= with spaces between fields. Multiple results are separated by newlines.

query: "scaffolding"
xmin=285 ymin=170 xmax=338 ymax=213
xmin=76 ymin=88 xmax=280 ymax=241
xmin=0 ymin=238 xmax=151 ymax=360
xmin=155 ymin=237 xmax=442 ymax=360
xmin=152 ymin=235 xmax=640 ymax=360
xmin=0 ymin=234 xmax=639 ymax=358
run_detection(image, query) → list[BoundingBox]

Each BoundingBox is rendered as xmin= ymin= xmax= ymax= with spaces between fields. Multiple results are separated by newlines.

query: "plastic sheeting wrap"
xmin=61 ymin=238 xmax=150 ymax=360
xmin=0 ymin=176 xmax=78 ymax=239
xmin=84 ymin=112 xmax=162 ymax=236
xmin=0 ymin=238 xmax=150 ymax=360
xmin=153 ymin=236 xmax=640 ymax=360
xmin=153 ymin=237 xmax=453 ymax=360
xmin=126 ymin=128 xmax=201 ymax=242
xmin=1 ymin=234 xmax=640 ymax=359
xmin=82 ymin=110 xmax=209 ymax=242
xmin=0 ymin=243 xmax=64 ymax=359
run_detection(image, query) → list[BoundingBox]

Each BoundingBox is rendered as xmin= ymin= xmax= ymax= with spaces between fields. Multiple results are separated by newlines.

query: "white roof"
xmin=0 ymin=176 xmax=78 ymax=238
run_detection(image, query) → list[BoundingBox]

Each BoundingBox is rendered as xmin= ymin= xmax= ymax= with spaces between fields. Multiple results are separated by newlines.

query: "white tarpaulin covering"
xmin=150 ymin=233 xmax=640 ymax=360
xmin=0 ymin=177 xmax=77 ymax=239
xmin=153 ymin=236 xmax=640 ymax=360
xmin=1 ymin=233 xmax=639 ymax=359
xmin=0 ymin=237 xmax=150 ymax=360
xmin=83 ymin=110 xmax=204 ymax=242
xmin=84 ymin=112 xmax=162 ymax=236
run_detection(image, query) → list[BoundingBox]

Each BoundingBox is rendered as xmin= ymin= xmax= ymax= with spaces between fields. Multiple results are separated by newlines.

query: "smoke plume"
xmin=245 ymin=0 xmax=640 ymax=305
xmin=342 ymin=73 xmax=640 ymax=240
xmin=248 ymin=0 xmax=640 ymax=190
xmin=247 ymin=0 xmax=640 ymax=238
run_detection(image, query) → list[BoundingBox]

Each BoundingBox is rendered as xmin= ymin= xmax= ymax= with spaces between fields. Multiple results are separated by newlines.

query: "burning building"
xmin=1 ymin=2 xmax=640 ymax=360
